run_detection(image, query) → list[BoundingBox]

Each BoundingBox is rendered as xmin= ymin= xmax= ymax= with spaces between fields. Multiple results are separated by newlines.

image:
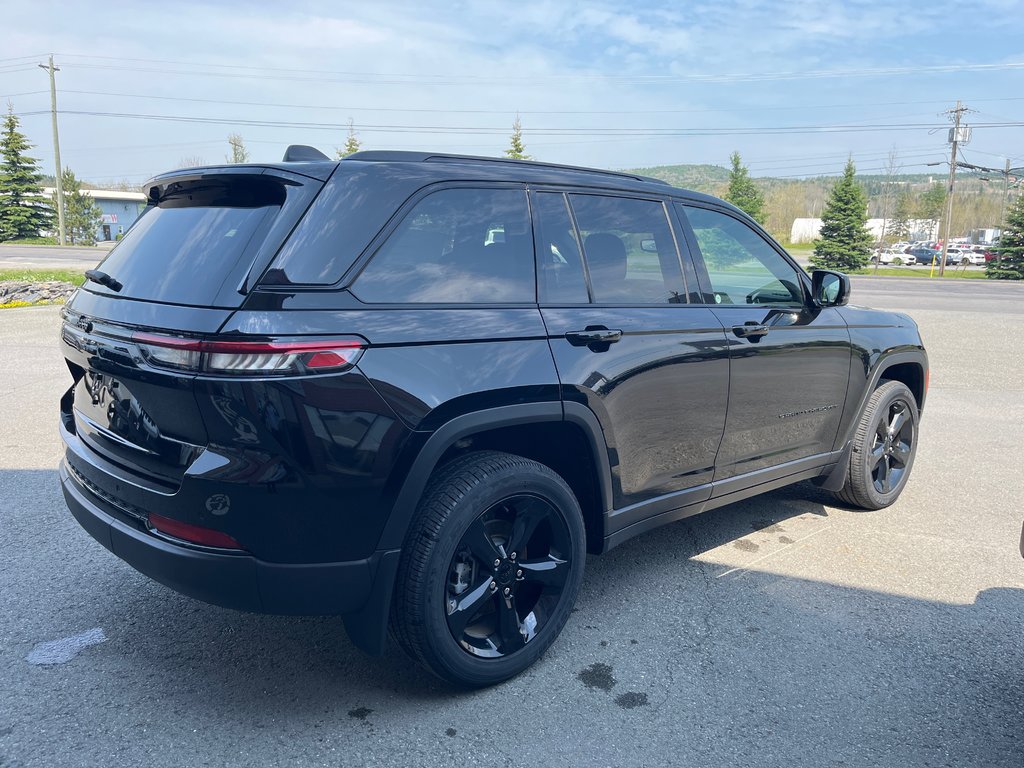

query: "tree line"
xmin=4 ymin=109 xmax=1019 ymax=278
xmin=723 ymin=153 xmax=1022 ymax=280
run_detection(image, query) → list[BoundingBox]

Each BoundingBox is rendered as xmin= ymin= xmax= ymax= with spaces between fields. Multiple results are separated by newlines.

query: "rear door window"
xmin=352 ymin=187 xmax=535 ymax=303
xmin=532 ymin=191 xmax=589 ymax=303
xmin=568 ymin=194 xmax=685 ymax=304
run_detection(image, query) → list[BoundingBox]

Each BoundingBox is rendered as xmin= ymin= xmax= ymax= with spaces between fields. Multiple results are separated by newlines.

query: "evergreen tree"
xmin=226 ymin=133 xmax=249 ymax=163
xmin=725 ymin=151 xmax=765 ymax=223
xmin=986 ymin=193 xmax=1024 ymax=280
xmin=888 ymin=187 xmax=913 ymax=241
xmin=811 ymin=158 xmax=873 ymax=272
xmin=0 ymin=106 xmax=52 ymax=241
xmin=505 ymin=115 xmax=530 ymax=160
xmin=53 ymin=168 xmax=102 ymax=246
xmin=336 ymin=119 xmax=362 ymax=158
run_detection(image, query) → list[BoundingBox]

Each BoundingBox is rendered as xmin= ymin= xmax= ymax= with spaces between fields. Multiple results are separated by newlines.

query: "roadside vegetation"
xmin=0 ymin=268 xmax=86 ymax=284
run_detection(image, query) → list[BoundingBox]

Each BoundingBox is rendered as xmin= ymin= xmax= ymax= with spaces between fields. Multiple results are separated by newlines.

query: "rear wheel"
xmin=390 ymin=451 xmax=585 ymax=687
xmin=834 ymin=380 xmax=919 ymax=510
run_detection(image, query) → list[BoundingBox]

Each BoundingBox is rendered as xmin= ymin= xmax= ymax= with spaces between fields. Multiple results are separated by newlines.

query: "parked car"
xmin=871 ymin=249 xmax=916 ymax=265
xmin=907 ymin=247 xmax=938 ymax=263
xmin=58 ymin=149 xmax=928 ymax=687
xmin=943 ymin=246 xmax=985 ymax=266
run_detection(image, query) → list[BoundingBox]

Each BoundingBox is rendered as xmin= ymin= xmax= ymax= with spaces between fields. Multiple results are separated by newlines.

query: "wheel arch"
xmin=820 ymin=349 xmax=927 ymax=494
xmin=377 ymin=402 xmax=613 ymax=555
xmin=343 ymin=402 xmax=612 ymax=656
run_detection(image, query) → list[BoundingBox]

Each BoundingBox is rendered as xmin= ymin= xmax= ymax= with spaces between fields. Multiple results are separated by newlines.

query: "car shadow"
xmin=5 ymin=469 xmax=1024 ymax=767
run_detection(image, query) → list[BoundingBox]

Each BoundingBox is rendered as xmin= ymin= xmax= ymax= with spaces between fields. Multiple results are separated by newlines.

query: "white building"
xmin=790 ymin=218 xmax=940 ymax=244
xmin=43 ymin=188 xmax=147 ymax=242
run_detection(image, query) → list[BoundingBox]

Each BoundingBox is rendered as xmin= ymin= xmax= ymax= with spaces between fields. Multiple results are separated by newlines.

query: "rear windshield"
xmin=91 ymin=175 xmax=287 ymax=306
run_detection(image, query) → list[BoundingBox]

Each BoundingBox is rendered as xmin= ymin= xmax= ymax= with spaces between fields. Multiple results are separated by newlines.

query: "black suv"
xmin=58 ymin=150 xmax=927 ymax=686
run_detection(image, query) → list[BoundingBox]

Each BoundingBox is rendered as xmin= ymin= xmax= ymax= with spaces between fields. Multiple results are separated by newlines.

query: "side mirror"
xmin=639 ymin=238 xmax=658 ymax=253
xmin=811 ymin=269 xmax=850 ymax=307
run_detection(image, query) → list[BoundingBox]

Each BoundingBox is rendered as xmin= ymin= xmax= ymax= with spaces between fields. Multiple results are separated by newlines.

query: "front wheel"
xmin=834 ymin=380 xmax=919 ymax=510
xmin=390 ymin=451 xmax=586 ymax=687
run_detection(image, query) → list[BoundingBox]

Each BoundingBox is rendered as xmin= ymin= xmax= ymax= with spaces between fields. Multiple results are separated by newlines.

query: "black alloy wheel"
xmin=390 ymin=451 xmax=585 ymax=687
xmin=868 ymin=398 xmax=914 ymax=495
xmin=445 ymin=494 xmax=572 ymax=658
xmin=835 ymin=379 xmax=919 ymax=510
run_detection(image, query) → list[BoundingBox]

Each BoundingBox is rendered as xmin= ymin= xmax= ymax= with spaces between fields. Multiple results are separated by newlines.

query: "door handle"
xmin=733 ymin=322 xmax=769 ymax=339
xmin=565 ymin=327 xmax=623 ymax=347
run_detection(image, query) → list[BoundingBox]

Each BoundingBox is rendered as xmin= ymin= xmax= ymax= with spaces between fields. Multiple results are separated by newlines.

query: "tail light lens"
xmin=132 ymin=333 xmax=365 ymax=376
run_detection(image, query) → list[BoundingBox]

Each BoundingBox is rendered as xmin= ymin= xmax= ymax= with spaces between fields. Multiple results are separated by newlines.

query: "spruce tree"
xmin=54 ymin=168 xmax=102 ymax=246
xmin=811 ymin=158 xmax=873 ymax=272
xmin=725 ymin=151 xmax=765 ymax=223
xmin=337 ymin=119 xmax=362 ymax=158
xmin=0 ymin=106 xmax=52 ymax=241
xmin=986 ymin=193 xmax=1024 ymax=280
xmin=505 ymin=115 xmax=530 ymax=160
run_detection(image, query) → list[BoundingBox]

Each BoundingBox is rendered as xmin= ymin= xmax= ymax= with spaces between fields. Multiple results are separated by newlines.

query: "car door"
xmin=533 ymin=189 xmax=730 ymax=528
xmin=676 ymin=202 xmax=853 ymax=486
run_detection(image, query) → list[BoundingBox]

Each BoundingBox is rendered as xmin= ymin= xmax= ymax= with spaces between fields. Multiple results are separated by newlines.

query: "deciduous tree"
xmin=226 ymin=133 xmax=249 ymax=164
xmin=53 ymin=168 xmax=102 ymax=246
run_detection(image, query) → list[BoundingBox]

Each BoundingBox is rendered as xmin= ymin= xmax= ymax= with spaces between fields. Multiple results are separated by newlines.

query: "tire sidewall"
xmin=855 ymin=382 xmax=919 ymax=508
xmin=417 ymin=462 xmax=585 ymax=687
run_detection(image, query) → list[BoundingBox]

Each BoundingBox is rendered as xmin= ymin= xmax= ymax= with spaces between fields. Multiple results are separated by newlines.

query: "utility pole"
xmin=999 ymin=158 xmax=1011 ymax=235
xmin=937 ymin=101 xmax=969 ymax=277
xmin=38 ymin=55 xmax=65 ymax=245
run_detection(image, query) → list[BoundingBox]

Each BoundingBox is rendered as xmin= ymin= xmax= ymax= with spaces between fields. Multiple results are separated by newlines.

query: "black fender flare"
xmin=347 ymin=401 xmax=612 ymax=655
xmin=821 ymin=348 xmax=927 ymax=492
xmin=377 ymin=401 xmax=612 ymax=551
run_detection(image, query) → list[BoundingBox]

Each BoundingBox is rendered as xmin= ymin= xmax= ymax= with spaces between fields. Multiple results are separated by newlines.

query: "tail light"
xmin=132 ymin=333 xmax=365 ymax=375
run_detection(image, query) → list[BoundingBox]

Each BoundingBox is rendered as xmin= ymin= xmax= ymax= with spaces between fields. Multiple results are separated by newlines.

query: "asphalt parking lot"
xmin=2 ymin=277 xmax=1023 ymax=768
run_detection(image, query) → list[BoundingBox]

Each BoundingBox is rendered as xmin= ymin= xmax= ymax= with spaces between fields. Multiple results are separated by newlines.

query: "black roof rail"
xmin=344 ymin=150 xmax=670 ymax=185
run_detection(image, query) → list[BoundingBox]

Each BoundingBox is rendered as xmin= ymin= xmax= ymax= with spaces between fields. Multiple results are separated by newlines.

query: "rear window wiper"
xmin=84 ymin=269 xmax=123 ymax=292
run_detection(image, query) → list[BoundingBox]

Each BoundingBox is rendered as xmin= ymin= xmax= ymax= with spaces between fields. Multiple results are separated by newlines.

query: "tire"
xmin=390 ymin=450 xmax=586 ymax=687
xmin=834 ymin=380 xmax=919 ymax=510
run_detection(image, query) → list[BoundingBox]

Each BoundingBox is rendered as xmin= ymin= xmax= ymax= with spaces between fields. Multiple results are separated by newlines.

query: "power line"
xmin=16 ymin=88 xmax=1024 ymax=118
xmin=17 ymin=107 xmax=1011 ymax=135
xmin=52 ymin=54 xmax=1024 ymax=85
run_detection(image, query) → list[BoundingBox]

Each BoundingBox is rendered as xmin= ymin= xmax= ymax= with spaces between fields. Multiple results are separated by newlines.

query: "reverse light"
xmin=149 ymin=513 xmax=244 ymax=550
xmin=132 ymin=333 xmax=365 ymax=375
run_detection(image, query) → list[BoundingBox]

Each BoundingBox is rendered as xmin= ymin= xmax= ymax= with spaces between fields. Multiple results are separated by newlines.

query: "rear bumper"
xmin=60 ymin=460 xmax=394 ymax=616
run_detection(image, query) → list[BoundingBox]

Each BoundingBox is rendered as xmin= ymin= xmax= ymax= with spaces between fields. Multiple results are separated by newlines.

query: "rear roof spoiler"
xmin=282 ymin=145 xmax=331 ymax=162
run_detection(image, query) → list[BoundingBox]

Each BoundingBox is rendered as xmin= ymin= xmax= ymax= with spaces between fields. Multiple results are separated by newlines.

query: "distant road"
xmin=0 ymin=244 xmax=112 ymax=270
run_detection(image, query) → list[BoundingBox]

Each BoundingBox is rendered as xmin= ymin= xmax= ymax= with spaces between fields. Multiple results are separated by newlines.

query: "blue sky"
xmin=2 ymin=0 xmax=1022 ymax=184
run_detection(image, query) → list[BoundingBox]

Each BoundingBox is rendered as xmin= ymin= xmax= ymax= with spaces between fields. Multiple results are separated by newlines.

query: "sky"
xmin=2 ymin=0 xmax=1022 ymax=186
